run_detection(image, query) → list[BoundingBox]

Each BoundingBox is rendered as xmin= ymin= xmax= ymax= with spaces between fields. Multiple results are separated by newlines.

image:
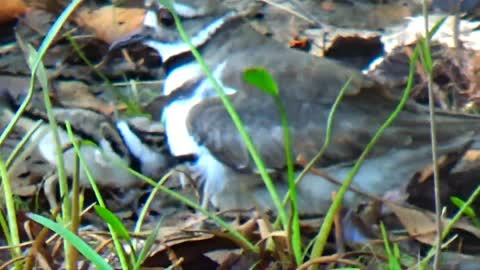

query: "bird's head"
xmin=111 ymin=0 xmax=241 ymax=62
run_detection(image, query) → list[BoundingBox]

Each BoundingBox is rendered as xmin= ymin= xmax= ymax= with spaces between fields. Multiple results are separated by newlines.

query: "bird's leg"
xmin=43 ymin=172 xmax=59 ymax=210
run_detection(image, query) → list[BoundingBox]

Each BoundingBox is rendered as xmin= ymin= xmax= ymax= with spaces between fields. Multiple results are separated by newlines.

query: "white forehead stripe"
xmin=144 ymin=9 xmax=160 ymax=31
xmin=163 ymin=62 xmax=203 ymax=95
xmin=144 ymin=11 xmax=236 ymax=61
xmin=172 ymin=3 xmax=202 ymax=18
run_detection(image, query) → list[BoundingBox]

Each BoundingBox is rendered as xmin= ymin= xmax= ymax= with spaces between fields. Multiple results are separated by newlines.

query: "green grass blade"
xmin=450 ymin=197 xmax=476 ymax=218
xmin=134 ymin=217 xmax=164 ymax=270
xmin=65 ymin=122 xmax=130 ymax=269
xmin=380 ymin=223 xmax=402 ymax=270
xmin=158 ymin=0 xmax=289 ymax=229
xmin=94 ymin=206 xmax=131 ymax=242
xmin=243 ymin=67 xmax=302 ymax=263
xmin=27 ymin=213 xmax=114 ymax=270
xmin=243 ymin=68 xmax=279 ymax=96
xmin=310 ymin=43 xmax=421 ymax=261
xmin=0 ymin=159 xmax=21 ymax=269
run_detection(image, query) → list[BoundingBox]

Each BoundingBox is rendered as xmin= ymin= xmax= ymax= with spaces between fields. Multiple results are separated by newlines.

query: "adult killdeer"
xmin=116 ymin=0 xmax=480 ymax=215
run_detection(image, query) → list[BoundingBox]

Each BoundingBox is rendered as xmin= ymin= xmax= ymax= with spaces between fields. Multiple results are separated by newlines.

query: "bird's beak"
xmin=108 ymin=28 xmax=148 ymax=52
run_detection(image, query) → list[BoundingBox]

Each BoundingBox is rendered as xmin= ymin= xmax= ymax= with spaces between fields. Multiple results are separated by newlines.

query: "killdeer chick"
xmin=0 ymin=95 xmax=169 ymax=207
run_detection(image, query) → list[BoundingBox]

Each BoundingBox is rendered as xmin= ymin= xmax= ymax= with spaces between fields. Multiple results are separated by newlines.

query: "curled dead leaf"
xmin=0 ymin=0 xmax=27 ymax=23
xmin=75 ymin=6 xmax=145 ymax=44
xmin=386 ymin=202 xmax=480 ymax=246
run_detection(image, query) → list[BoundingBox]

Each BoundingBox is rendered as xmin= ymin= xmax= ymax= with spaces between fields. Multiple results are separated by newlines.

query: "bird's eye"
xmin=158 ymin=8 xmax=175 ymax=27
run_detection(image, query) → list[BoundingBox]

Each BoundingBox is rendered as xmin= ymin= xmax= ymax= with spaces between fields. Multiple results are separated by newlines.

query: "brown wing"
xmin=187 ymin=48 xmax=480 ymax=172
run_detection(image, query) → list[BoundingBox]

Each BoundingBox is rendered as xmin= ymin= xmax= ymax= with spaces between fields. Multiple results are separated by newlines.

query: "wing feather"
xmin=187 ymin=48 xmax=480 ymax=173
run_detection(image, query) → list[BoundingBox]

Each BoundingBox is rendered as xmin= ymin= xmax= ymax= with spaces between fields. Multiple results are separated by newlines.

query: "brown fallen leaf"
xmin=54 ymin=81 xmax=116 ymax=115
xmin=416 ymin=156 xmax=453 ymax=184
xmin=143 ymin=230 xmax=240 ymax=268
xmin=75 ymin=6 xmax=145 ymax=44
xmin=463 ymin=149 xmax=480 ymax=162
xmin=0 ymin=0 xmax=27 ymax=23
xmin=289 ymin=36 xmax=310 ymax=50
xmin=386 ymin=201 xmax=480 ymax=246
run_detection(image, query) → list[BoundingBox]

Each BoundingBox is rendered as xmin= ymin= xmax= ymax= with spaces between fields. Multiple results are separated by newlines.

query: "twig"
xmin=422 ymin=1 xmax=442 ymax=269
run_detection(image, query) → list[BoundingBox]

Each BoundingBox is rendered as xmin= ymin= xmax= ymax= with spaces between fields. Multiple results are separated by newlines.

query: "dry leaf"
xmin=382 ymin=15 xmax=480 ymax=53
xmin=0 ymin=0 xmax=27 ymax=23
xmin=144 ymin=230 xmax=240 ymax=268
xmin=54 ymin=81 xmax=116 ymax=115
xmin=75 ymin=6 xmax=145 ymax=44
xmin=387 ymin=202 xmax=480 ymax=245
xmin=463 ymin=149 xmax=480 ymax=162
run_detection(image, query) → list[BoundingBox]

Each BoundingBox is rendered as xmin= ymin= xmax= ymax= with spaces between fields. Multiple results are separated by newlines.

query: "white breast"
xmin=162 ymin=62 xmax=203 ymax=156
xmin=115 ymin=121 xmax=167 ymax=177
xmin=162 ymin=60 xmax=236 ymax=157
xmin=163 ymin=97 xmax=203 ymax=156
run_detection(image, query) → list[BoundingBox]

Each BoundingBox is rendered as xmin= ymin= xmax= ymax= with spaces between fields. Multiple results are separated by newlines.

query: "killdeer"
xmin=0 ymin=93 xmax=168 ymax=199
xmin=115 ymin=0 xmax=480 ymax=215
